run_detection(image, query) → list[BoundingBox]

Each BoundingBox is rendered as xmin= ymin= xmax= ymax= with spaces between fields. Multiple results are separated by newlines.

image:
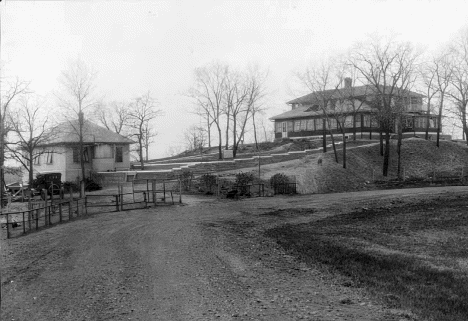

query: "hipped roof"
xmin=287 ymin=85 xmax=424 ymax=105
xmin=41 ymin=120 xmax=134 ymax=145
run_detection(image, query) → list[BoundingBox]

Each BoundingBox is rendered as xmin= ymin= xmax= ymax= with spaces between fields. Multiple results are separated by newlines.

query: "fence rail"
xmin=1 ymin=180 xmax=183 ymax=239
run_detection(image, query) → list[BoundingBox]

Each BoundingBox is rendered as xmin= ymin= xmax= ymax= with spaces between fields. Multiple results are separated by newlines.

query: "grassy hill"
xmin=222 ymin=138 xmax=468 ymax=194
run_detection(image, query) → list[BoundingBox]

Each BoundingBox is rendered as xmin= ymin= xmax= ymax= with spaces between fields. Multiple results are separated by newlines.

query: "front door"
xmin=281 ymin=122 xmax=288 ymax=138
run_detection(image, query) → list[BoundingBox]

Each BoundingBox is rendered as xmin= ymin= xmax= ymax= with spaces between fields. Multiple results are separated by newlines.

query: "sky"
xmin=2 ymin=0 xmax=468 ymax=158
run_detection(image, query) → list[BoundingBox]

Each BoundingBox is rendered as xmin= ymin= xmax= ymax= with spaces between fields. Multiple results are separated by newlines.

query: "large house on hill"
xmin=270 ymin=78 xmax=442 ymax=141
xmin=28 ymin=120 xmax=134 ymax=182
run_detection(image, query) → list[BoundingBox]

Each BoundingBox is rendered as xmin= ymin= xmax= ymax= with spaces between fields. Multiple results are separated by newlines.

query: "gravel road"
xmin=2 ymin=186 xmax=468 ymax=321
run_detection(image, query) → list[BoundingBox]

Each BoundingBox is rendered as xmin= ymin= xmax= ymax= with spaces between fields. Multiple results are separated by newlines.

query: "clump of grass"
xmin=265 ymin=197 xmax=468 ymax=321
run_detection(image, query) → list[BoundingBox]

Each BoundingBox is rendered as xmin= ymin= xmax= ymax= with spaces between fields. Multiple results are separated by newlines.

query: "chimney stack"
xmin=344 ymin=77 xmax=352 ymax=89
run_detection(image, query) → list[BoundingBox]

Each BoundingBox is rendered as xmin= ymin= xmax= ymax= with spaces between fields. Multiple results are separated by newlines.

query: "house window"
xmin=73 ymin=147 xmax=90 ymax=163
xmin=344 ymin=116 xmax=353 ymax=128
xmin=363 ymin=115 xmax=370 ymax=127
xmin=115 ymin=146 xmax=123 ymax=163
xmin=46 ymin=151 xmax=53 ymax=164
xmin=294 ymin=120 xmax=301 ymax=132
xmin=355 ymin=115 xmax=361 ymax=128
xmin=307 ymin=119 xmax=314 ymax=131
xmin=300 ymin=120 xmax=307 ymax=131
xmin=371 ymin=117 xmax=379 ymax=128
xmin=33 ymin=154 xmax=40 ymax=165
xmin=315 ymin=118 xmax=323 ymax=130
xmin=275 ymin=122 xmax=281 ymax=133
xmin=328 ymin=118 xmax=337 ymax=129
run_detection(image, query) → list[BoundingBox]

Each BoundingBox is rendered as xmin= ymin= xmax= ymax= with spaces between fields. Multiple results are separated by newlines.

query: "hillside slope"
xmin=230 ymin=139 xmax=468 ymax=194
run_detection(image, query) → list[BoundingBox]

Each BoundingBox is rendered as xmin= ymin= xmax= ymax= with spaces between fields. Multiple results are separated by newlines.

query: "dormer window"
xmin=305 ymin=104 xmax=320 ymax=112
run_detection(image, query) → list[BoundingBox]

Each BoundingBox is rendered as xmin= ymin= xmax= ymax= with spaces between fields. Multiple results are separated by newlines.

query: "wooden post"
xmin=143 ymin=192 xmax=147 ymax=208
xmin=6 ymin=213 xmax=10 ymax=239
xmin=59 ymin=200 xmax=63 ymax=223
xmin=179 ymin=179 xmax=182 ymax=204
xmin=85 ymin=196 xmax=88 ymax=216
xmin=119 ymin=185 xmax=123 ymax=211
xmin=76 ymin=199 xmax=80 ymax=217
xmin=115 ymin=195 xmax=120 ymax=212
xmin=28 ymin=190 xmax=32 ymax=230
xmin=68 ymin=189 xmax=72 ymax=219
xmin=80 ymin=180 xmax=85 ymax=198
xmin=152 ymin=181 xmax=157 ymax=206
xmin=163 ymin=180 xmax=166 ymax=203
xmin=35 ymin=209 xmax=39 ymax=230
xmin=22 ymin=211 xmax=26 ymax=234
xmin=43 ymin=189 xmax=48 ymax=226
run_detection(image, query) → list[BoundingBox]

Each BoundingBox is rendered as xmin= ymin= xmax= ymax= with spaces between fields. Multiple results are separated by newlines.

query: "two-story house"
xmin=270 ymin=78 xmax=441 ymax=141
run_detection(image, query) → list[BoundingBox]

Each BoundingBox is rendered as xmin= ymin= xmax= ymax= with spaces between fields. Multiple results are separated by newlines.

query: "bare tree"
xmin=447 ymin=27 xmax=468 ymax=145
xmin=0 ymin=77 xmax=30 ymax=206
xmin=93 ymin=100 xmax=130 ymax=135
xmin=127 ymin=91 xmax=162 ymax=169
xmin=350 ymin=35 xmax=420 ymax=177
xmin=6 ymin=95 xmax=57 ymax=185
xmin=298 ymin=60 xmax=340 ymax=163
xmin=57 ymin=60 xmax=99 ymax=183
xmin=183 ymin=124 xmax=206 ymax=155
xmin=142 ymin=120 xmax=157 ymax=161
xmin=189 ymin=62 xmax=228 ymax=159
xmin=245 ymin=66 xmax=268 ymax=155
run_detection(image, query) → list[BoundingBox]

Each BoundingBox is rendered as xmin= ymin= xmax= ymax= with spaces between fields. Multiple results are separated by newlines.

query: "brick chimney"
xmin=344 ymin=77 xmax=352 ymax=89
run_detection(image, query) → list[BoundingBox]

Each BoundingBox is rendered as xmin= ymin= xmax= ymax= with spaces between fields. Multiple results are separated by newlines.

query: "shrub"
xmin=200 ymin=173 xmax=217 ymax=193
xmin=180 ymin=171 xmax=194 ymax=191
xmin=63 ymin=181 xmax=79 ymax=193
xmin=270 ymin=173 xmax=290 ymax=187
xmin=235 ymin=172 xmax=255 ymax=186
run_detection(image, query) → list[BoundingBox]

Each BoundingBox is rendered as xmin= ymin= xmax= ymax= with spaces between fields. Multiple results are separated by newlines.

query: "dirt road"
xmin=2 ymin=186 xmax=468 ymax=321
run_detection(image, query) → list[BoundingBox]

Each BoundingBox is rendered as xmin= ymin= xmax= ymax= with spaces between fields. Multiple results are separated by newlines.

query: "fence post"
xmin=119 ymin=185 xmax=124 ymax=211
xmin=59 ymin=200 xmax=63 ymax=223
xmin=69 ymin=189 xmax=73 ymax=219
xmin=22 ymin=211 xmax=26 ymax=234
xmin=76 ymin=199 xmax=80 ymax=217
xmin=43 ymin=189 xmax=48 ymax=226
xmin=143 ymin=192 xmax=147 ymax=208
xmin=35 ymin=209 xmax=39 ymax=230
xmin=85 ymin=196 xmax=88 ymax=216
xmin=115 ymin=195 xmax=120 ymax=212
xmin=6 ymin=213 xmax=10 ymax=239
xmin=179 ymin=179 xmax=182 ymax=204
xmin=152 ymin=181 xmax=157 ymax=206
xmin=163 ymin=180 xmax=166 ymax=203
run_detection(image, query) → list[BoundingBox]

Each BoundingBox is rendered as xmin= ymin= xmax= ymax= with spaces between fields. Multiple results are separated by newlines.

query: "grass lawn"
xmin=265 ymin=195 xmax=468 ymax=321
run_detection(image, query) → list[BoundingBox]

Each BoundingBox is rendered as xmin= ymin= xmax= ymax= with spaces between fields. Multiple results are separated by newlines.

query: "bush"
xmin=180 ymin=171 xmax=194 ymax=191
xmin=63 ymin=181 xmax=79 ymax=193
xmin=270 ymin=173 xmax=290 ymax=187
xmin=235 ymin=172 xmax=255 ymax=186
xmin=200 ymin=173 xmax=217 ymax=193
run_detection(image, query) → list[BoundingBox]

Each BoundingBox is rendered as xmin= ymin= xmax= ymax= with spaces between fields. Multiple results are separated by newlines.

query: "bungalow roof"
xmin=41 ymin=120 xmax=134 ymax=145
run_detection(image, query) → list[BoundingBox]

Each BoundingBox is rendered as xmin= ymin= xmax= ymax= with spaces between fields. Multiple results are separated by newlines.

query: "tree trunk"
xmin=29 ymin=155 xmax=34 ymax=186
xmin=425 ymin=101 xmax=431 ymax=140
xmin=342 ymin=132 xmax=347 ymax=169
xmin=252 ymin=112 xmax=259 ymax=151
xmin=329 ymin=130 xmax=338 ymax=163
xmin=379 ymin=126 xmax=384 ymax=156
xmin=436 ymin=96 xmax=444 ymax=147
xmin=322 ymin=119 xmax=327 ymax=153
xmin=217 ymin=126 xmax=223 ymax=160
xmin=232 ymin=117 xmax=237 ymax=157
xmin=225 ymin=110 xmax=230 ymax=150
xmin=139 ymin=136 xmax=145 ymax=170
xmin=382 ymin=130 xmax=391 ymax=177
xmin=397 ymin=117 xmax=403 ymax=180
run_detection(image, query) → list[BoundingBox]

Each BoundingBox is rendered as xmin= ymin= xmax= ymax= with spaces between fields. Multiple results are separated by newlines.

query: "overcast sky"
xmin=2 ymin=0 xmax=468 ymax=158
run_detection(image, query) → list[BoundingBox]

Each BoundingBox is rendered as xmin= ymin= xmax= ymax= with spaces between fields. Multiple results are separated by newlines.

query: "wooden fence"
xmin=1 ymin=180 xmax=183 ymax=239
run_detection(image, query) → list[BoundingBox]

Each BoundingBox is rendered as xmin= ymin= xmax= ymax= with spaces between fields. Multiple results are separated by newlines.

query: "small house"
xmin=28 ymin=119 xmax=134 ymax=182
